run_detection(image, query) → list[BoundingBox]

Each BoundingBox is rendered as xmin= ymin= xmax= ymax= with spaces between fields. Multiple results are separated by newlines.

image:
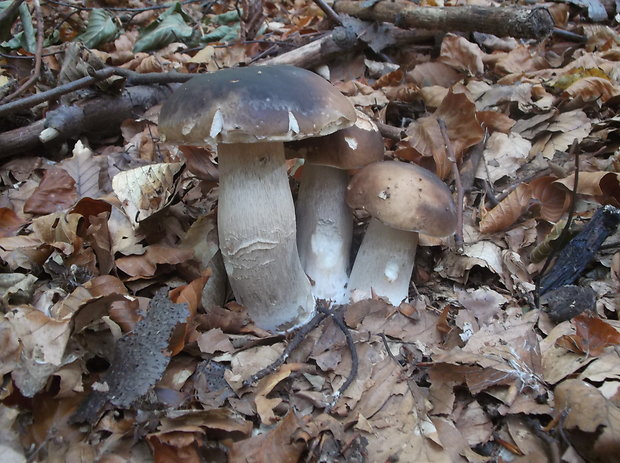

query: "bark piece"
xmin=540 ymin=205 xmax=620 ymax=295
xmin=71 ymin=289 xmax=189 ymax=424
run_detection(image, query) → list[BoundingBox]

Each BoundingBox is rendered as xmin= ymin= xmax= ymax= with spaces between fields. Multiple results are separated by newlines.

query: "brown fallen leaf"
xmin=556 ymin=313 xmax=620 ymax=357
xmin=228 ymin=410 xmax=305 ymax=463
xmin=479 ymin=183 xmax=532 ymax=234
xmin=24 ymin=167 xmax=77 ymax=215
xmin=530 ymin=175 xmax=570 ymax=222
xmin=439 ymin=33 xmax=485 ymax=76
xmin=0 ymin=208 xmax=26 ymax=237
xmin=115 ymin=244 xmax=194 ymax=278
xmin=555 ymin=171 xmax=620 ymax=207
xmin=554 ymin=379 xmax=620 ymax=463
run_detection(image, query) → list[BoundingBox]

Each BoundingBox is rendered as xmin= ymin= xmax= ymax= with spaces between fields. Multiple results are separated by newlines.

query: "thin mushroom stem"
xmin=348 ymin=218 xmax=418 ymax=305
xmin=296 ymin=164 xmax=352 ymax=304
xmin=217 ymin=141 xmax=315 ymax=332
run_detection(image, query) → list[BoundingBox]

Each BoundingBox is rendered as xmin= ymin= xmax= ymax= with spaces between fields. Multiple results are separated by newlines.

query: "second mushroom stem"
xmin=296 ymin=164 xmax=352 ymax=304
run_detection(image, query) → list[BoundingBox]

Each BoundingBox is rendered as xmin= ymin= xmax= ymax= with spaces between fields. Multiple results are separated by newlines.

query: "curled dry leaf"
xmin=439 ymin=34 xmax=485 ymax=76
xmin=178 ymin=145 xmax=219 ymax=181
xmin=530 ymin=175 xmax=570 ymax=222
xmin=112 ymin=162 xmax=184 ymax=227
xmin=556 ymin=313 xmax=620 ymax=357
xmin=479 ymin=183 xmax=532 ymax=234
xmin=562 ymin=76 xmax=619 ymax=103
xmin=228 ymin=411 xmax=305 ymax=463
xmin=407 ymin=62 xmax=464 ymax=88
xmin=554 ymin=171 xmax=620 ymax=206
xmin=475 ymin=111 xmax=515 ymax=134
xmin=115 ymin=244 xmax=194 ymax=279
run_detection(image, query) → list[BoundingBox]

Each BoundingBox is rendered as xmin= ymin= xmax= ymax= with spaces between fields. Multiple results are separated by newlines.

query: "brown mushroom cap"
xmin=284 ymin=110 xmax=384 ymax=169
xmin=158 ymin=65 xmax=356 ymax=145
xmin=346 ymin=161 xmax=457 ymax=237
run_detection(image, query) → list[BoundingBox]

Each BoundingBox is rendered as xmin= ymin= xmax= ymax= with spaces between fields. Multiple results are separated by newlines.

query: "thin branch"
xmin=312 ymin=0 xmax=343 ymax=26
xmin=438 ymin=119 xmax=464 ymax=252
xmin=241 ymin=301 xmax=330 ymax=388
xmin=318 ymin=304 xmax=358 ymax=407
xmin=1 ymin=0 xmax=44 ymax=103
xmin=535 ymin=139 xmax=579 ymax=307
xmin=0 ymin=67 xmax=116 ymax=117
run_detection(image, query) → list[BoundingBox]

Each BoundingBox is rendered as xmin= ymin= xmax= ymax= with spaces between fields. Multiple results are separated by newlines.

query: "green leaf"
xmin=19 ymin=2 xmax=35 ymax=52
xmin=133 ymin=3 xmax=194 ymax=53
xmin=0 ymin=2 xmax=35 ymax=52
xmin=201 ymin=24 xmax=240 ymax=43
xmin=76 ymin=9 xmax=118 ymax=49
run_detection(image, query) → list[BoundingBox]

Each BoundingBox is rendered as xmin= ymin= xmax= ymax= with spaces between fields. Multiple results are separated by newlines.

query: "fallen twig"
xmin=317 ymin=304 xmax=358 ymax=407
xmin=242 ymin=301 xmax=330 ymax=388
xmin=313 ymin=0 xmax=343 ymax=26
xmin=333 ymin=1 xmax=554 ymax=40
xmin=0 ymin=84 xmax=174 ymax=158
xmin=0 ymin=67 xmax=116 ymax=118
xmin=376 ymin=121 xmax=404 ymax=142
xmin=536 ymin=140 xmax=579 ymax=301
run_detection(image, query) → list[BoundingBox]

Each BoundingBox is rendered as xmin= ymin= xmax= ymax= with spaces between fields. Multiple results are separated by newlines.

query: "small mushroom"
xmin=159 ymin=65 xmax=356 ymax=332
xmin=346 ymin=160 xmax=457 ymax=305
xmin=285 ymin=111 xmax=384 ymax=303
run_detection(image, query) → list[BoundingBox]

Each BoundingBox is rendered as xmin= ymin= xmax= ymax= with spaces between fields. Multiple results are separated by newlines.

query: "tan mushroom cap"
xmin=284 ymin=110 xmax=384 ymax=169
xmin=158 ymin=65 xmax=356 ymax=145
xmin=346 ymin=161 xmax=457 ymax=237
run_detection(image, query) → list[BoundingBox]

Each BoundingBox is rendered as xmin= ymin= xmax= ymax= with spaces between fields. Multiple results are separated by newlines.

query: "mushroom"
xmin=285 ymin=111 xmax=384 ymax=303
xmin=158 ymin=65 xmax=356 ymax=332
xmin=346 ymin=161 xmax=457 ymax=305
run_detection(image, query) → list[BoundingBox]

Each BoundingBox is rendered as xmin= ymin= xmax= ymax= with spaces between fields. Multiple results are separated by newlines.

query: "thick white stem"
xmin=347 ymin=218 xmax=418 ymax=306
xmin=217 ymin=142 xmax=314 ymax=332
xmin=296 ymin=164 xmax=352 ymax=303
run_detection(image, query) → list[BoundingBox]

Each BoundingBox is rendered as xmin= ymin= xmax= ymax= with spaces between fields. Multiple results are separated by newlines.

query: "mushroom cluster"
xmin=159 ymin=65 xmax=456 ymax=332
xmin=158 ymin=65 xmax=355 ymax=332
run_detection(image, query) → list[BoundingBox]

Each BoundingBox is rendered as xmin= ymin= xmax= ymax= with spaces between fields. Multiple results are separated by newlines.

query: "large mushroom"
xmin=285 ymin=111 xmax=384 ymax=303
xmin=346 ymin=161 xmax=457 ymax=305
xmin=158 ymin=65 xmax=356 ymax=332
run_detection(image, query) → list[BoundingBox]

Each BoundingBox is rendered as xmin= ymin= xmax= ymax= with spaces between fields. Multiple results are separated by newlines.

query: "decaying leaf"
xmin=24 ymin=167 xmax=77 ymax=215
xmin=479 ymin=183 xmax=532 ymax=234
xmin=112 ymin=162 xmax=184 ymax=226
xmin=556 ymin=313 xmax=620 ymax=356
xmin=554 ymin=379 xmax=620 ymax=463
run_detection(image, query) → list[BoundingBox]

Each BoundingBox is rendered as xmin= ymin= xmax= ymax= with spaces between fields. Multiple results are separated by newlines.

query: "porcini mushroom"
xmin=285 ymin=111 xmax=384 ymax=303
xmin=158 ymin=65 xmax=356 ymax=332
xmin=346 ymin=161 xmax=457 ymax=305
